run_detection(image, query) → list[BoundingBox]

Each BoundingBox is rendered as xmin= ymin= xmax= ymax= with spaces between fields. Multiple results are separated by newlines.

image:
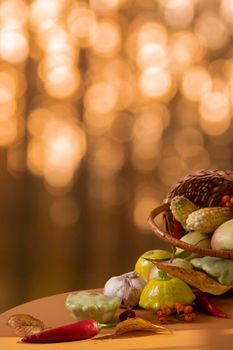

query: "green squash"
xmin=190 ymin=256 xmax=233 ymax=285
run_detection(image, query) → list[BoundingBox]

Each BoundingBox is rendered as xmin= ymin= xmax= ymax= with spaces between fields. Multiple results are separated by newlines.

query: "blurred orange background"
xmin=1 ymin=0 xmax=233 ymax=313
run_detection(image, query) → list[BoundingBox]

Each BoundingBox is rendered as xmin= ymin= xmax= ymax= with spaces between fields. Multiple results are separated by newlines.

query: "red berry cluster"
xmin=221 ymin=194 xmax=233 ymax=208
xmin=156 ymin=302 xmax=196 ymax=324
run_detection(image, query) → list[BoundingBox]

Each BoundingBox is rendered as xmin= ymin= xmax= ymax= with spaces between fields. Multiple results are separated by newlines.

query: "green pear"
xmin=211 ymin=219 xmax=233 ymax=250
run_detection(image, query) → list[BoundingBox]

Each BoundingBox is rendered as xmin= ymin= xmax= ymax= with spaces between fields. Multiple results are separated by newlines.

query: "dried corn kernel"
xmin=186 ymin=207 xmax=233 ymax=234
xmin=170 ymin=196 xmax=197 ymax=228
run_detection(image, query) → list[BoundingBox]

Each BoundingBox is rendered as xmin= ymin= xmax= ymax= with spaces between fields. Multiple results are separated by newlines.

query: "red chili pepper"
xmin=21 ymin=319 xmax=100 ymax=343
xmin=172 ymin=220 xmax=182 ymax=239
xmin=195 ymin=292 xmax=228 ymax=318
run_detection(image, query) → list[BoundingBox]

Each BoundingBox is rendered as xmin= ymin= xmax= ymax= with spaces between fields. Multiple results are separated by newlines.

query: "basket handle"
xmin=148 ymin=204 xmax=233 ymax=260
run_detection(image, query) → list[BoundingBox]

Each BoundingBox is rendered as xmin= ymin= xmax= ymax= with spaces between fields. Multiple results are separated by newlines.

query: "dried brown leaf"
xmin=153 ymin=262 xmax=233 ymax=295
xmin=114 ymin=317 xmax=169 ymax=336
xmin=7 ymin=314 xmax=44 ymax=336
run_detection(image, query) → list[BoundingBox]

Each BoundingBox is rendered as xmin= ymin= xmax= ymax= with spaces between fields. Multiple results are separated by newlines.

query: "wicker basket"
xmin=148 ymin=169 xmax=233 ymax=260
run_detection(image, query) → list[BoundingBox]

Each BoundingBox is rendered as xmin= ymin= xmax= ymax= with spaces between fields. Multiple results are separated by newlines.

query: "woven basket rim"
xmin=148 ymin=169 xmax=233 ymax=259
xmin=164 ymin=168 xmax=233 ymax=204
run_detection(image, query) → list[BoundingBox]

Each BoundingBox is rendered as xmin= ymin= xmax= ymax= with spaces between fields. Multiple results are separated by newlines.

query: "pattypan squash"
xmin=65 ymin=291 xmax=121 ymax=323
xmin=139 ymin=270 xmax=195 ymax=311
xmin=190 ymin=256 xmax=233 ymax=285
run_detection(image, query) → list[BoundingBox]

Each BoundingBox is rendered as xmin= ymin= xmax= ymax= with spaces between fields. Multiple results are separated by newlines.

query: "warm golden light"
xmin=221 ymin=0 xmax=233 ymax=26
xmin=158 ymin=156 xmax=186 ymax=186
xmin=0 ymin=99 xmax=16 ymax=121
xmin=0 ymin=0 xmax=28 ymax=28
xmin=0 ymin=120 xmax=18 ymax=146
xmin=1 ymin=0 xmax=233 ymax=193
xmin=0 ymin=71 xmax=17 ymax=96
xmin=199 ymin=91 xmax=230 ymax=122
xmin=98 ymin=58 xmax=135 ymax=109
xmin=133 ymin=110 xmax=164 ymax=143
xmin=139 ymin=67 xmax=172 ymax=98
xmin=195 ymin=12 xmax=228 ymax=50
xmin=37 ymin=25 xmax=72 ymax=54
xmin=136 ymin=43 xmax=167 ymax=70
xmin=89 ymin=0 xmax=122 ymax=14
xmin=181 ymin=66 xmax=212 ymax=101
xmin=0 ymin=67 xmax=25 ymax=146
xmin=130 ymin=106 xmax=170 ymax=172
xmin=91 ymin=20 xmax=121 ymax=56
xmin=163 ymin=0 xmax=195 ymax=29
xmin=169 ymin=31 xmax=203 ymax=74
xmin=137 ymin=22 xmax=168 ymax=48
xmin=27 ymin=108 xmax=54 ymax=137
xmin=84 ymin=112 xmax=116 ymax=136
xmin=199 ymin=91 xmax=231 ymax=136
xmin=0 ymin=74 xmax=16 ymax=120
xmin=44 ymin=67 xmax=80 ymax=99
xmin=27 ymin=108 xmax=86 ymax=187
xmin=68 ymin=5 xmax=97 ymax=46
xmin=89 ymin=140 xmax=125 ymax=178
xmin=85 ymin=82 xmax=118 ymax=114
xmin=174 ymin=127 xmax=204 ymax=158
xmin=200 ymin=118 xmax=231 ymax=136
xmin=29 ymin=0 xmax=65 ymax=33
xmin=0 ymin=29 xmax=29 ymax=63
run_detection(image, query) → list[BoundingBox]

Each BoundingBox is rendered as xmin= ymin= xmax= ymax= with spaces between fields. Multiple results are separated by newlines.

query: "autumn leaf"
xmin=7 ymin=314 xmax=44 ymax=336
xmin=114 ymin=317 xmax=170 ymax=336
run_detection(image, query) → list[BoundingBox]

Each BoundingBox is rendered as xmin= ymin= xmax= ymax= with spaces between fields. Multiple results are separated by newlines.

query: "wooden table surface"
xmin=0 ymin=291 xmax=232 ymax=350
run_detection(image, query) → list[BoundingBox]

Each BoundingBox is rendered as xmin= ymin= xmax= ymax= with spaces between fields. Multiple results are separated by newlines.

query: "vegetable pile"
xmin=100 ymin=194 xmax=233 ymax=325
xmin=7 ymin=194 xmax=233 ymax=344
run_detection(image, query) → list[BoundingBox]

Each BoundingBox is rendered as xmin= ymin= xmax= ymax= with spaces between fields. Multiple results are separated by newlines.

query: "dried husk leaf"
xmin=7 ymin=314 xmax=44 ymax=336
xmin=152 ymin=262 xmax=233 ymax=295
xmin=114 ymin=317 xmax=169 ymax=336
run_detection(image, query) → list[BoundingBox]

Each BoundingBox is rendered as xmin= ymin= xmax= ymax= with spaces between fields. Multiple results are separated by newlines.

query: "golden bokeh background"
xmin=1 ymin=0 xmax=233 ymax=312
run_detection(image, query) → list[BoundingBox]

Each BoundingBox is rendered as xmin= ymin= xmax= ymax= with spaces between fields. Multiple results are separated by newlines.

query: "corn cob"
xmin=186 ymin=207 xmax=233 ymax=234
xmin=170 ymin=195 xmax=197 ymax=228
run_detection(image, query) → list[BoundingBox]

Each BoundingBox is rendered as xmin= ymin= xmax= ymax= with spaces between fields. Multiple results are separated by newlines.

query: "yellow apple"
xmin=135 ymin=249 xmax=172 ymax=281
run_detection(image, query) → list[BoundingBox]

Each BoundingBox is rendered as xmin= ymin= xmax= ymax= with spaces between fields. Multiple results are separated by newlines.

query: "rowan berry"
xmin=221 ymin=194 xmax=230 ymax=204
xmin=184 ymin=305 xmax=193 ymax=314
xmin=161 ymin=304 xmax=172 ymax=316
xmin=158 ymin=316 xmax=167 ymax=324
xmin=174 ymin=302 xmax=185 ymax=313
xmin=184 ymin=312 xmax=196 ymax=322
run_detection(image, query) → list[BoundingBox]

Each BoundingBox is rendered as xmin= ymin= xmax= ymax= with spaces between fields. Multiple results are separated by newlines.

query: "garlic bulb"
xmin=103 ymin=271 xmax=146 ymax=308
